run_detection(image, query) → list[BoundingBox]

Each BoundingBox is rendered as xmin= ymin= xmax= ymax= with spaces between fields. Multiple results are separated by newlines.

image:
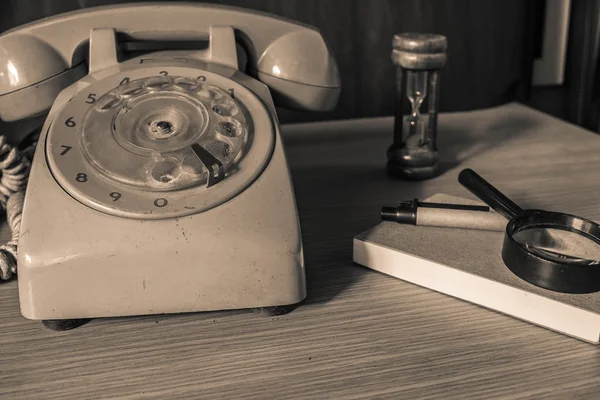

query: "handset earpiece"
xmin=248 ymin=30 xmax=341 ymax=111
xmin=0 ymin=35 xmax=87 ymax=121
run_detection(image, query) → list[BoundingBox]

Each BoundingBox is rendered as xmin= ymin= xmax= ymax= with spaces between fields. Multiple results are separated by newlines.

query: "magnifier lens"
xmin=512 ymin=227 xmax=600 ymax=264
xmin=459 ymin=168 xmax=600 ymax=293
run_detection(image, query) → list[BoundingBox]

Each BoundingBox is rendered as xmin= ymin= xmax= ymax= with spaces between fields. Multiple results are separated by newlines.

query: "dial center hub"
xmin=153 ymin=121 xmax=174 ymax=136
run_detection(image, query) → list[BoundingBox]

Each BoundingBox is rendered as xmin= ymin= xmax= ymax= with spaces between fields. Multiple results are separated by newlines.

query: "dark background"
xmin=1 ymin=0 xmax=599 ymax=130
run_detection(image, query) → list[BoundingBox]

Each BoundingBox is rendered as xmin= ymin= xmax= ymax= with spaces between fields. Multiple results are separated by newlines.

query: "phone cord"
xmin=0 ymin=134 xmax=30 ymax=281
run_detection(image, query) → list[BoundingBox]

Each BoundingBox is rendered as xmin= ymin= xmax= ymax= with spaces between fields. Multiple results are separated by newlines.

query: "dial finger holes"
xmin=222 ymin=142 xmax=232 ymax=157
xmin=118 ymin=82 xmax=145 ymax=97
xmin=211 ymin=99 xmax=238 ymax=117
xmin=195 ymin=84 xmax=223 ymax=101
xmin=151 ymin=158 xmax=182 ymax=183
xmin=144 ymin=76 xmax=172 ymax=90
xmin=217 ymin=119 xmax=243 ymax=138
xmin=173 ymin=77 xmax=200 ymax=92
xmin=217 ymin=137 xmax=233 ymax=157
xmin=96 ymin=94 xmax=122 ymax=111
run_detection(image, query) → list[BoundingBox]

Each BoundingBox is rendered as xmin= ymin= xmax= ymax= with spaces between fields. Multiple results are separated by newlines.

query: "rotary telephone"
xmin=0 ymin=3 xmax=341 ymax=330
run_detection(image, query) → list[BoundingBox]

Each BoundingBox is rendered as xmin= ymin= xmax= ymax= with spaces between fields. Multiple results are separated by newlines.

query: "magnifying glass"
xmin=458 ymin=168 xmax=600 ymax=294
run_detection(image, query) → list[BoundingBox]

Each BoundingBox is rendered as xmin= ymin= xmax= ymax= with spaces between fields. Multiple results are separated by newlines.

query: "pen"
xmin=381 ymin=198 xmax=506 ymax=232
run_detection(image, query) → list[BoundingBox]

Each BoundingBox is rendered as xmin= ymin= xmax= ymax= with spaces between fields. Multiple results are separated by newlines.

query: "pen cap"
xmin=381 ymin=202 xmax=417 ymax=225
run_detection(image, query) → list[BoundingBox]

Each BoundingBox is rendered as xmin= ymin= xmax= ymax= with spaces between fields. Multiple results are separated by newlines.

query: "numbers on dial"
xmin=197 ymin=75 xmax=206 ymax=82
xmin=75 ymin=173 xmax=88 ymax=183
xmin=120 ymin=77 xmax=130 ymax=85
xmin=109 ymin=192 xmax=121 ymax=201
xmin=60 ymin=145 xmax=72 ymax=155
xmin=85 ymin=93 xmax=97 ymax=104
xmin=65 ymin=117 xmax=76 ymax=128
xmin=159 ymin=71 xmax=168 ymax=76
xmin=154 ymin=198 xmax=168 ymax=208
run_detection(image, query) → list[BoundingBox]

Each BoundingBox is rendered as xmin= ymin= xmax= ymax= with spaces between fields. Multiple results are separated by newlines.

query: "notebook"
xmin=353 ymin=193 xmax=600 ymax=344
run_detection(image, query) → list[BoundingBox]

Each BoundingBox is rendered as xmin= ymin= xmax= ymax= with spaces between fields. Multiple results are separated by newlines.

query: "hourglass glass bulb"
xmin=405 ymin=70 xmax=428 ymax=147
xmin=406 ymin=70 xmax=428 ymax=113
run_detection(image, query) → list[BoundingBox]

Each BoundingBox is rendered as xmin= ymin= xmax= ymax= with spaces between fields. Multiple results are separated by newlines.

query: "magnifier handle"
xmin=458 ymin=168 xmax=523 ymax=220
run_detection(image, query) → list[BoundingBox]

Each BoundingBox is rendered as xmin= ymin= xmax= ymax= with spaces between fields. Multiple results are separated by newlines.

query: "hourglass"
xmin=387 ymin=33 xmax=447 ymax=180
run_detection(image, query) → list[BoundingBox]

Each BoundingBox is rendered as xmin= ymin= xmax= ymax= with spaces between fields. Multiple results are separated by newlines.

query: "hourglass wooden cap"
xmin=392 ymin=33 xmax=447 ymax=70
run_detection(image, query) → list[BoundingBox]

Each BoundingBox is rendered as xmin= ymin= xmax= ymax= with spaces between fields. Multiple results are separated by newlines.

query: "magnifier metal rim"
xmin=502 ymin=209 xmax=600 ymax=294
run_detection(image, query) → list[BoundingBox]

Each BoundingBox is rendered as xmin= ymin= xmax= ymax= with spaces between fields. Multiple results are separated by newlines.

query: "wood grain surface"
xmin=2 ymin=103 xmax=600 ymax=399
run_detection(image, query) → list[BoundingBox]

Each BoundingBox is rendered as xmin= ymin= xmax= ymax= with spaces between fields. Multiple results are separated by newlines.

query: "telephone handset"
xmin=0 ymin=3 xmax=340 ymax=329
xmin=0 ymin=2 xmax=340 ymax=121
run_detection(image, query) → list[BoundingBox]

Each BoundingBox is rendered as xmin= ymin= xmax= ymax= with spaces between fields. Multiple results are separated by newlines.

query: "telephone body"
xmin=0 ymin=3 xmax=340 ymax=324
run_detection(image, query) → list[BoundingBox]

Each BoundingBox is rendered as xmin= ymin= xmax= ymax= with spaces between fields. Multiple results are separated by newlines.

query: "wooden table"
xmin=2 ymin=103 xmax=600 ymax=399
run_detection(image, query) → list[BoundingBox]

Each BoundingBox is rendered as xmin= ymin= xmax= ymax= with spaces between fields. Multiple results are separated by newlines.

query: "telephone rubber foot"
xmin=42 ymin=318 xmax=92 ymax=331
xmin=252 ymin=302 xmax=301 ymax=316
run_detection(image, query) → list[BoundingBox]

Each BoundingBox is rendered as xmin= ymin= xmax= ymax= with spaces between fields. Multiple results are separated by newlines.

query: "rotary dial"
xmin=46 ymin=65 xmax=275 ymax=219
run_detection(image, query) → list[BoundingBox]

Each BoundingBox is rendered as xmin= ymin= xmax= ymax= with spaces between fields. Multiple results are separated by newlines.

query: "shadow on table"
xmin=291 ymin=163 xmax=428 ymax=306
xmin=437 ymin=113 xmax=539 ymax=176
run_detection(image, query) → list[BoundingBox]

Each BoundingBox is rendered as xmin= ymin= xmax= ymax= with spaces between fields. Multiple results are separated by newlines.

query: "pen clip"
xmin=415 ymin=200 xmax=490 ymax=212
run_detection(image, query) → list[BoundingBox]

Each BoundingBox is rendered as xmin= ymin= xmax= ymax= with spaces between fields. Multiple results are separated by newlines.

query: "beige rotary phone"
xmin=0 ymin=3 xmax=340 ymax=330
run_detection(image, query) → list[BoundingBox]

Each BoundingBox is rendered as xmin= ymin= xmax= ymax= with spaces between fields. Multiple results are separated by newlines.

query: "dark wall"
xmin=0 ymin=0 xmax=538 ymax=124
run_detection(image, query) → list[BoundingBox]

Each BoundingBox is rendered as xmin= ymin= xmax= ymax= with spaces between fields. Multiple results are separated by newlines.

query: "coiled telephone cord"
xmin=0 ymin=134 xmax=32 ymax=281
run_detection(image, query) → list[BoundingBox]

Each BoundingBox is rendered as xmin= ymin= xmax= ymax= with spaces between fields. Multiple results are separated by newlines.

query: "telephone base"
xmin=17 ymin=81 xmax=307 ymax=322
